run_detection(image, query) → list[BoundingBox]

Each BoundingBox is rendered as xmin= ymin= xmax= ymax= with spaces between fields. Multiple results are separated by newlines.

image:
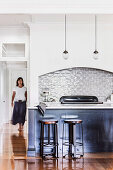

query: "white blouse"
xmin=13 ymin=86 xmax=27 ymax=102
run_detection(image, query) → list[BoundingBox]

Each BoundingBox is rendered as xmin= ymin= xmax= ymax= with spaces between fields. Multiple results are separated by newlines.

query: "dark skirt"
xmin=12 ymin=101 xmax=26 ymax=125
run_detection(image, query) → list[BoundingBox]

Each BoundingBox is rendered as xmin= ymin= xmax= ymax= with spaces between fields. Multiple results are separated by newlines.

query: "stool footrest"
xmin=40 ymin=143 xmax=58 ymax=147
xmin=63 ymin=152 xmax=83 ymax=159
xmin=63 ymin=142 xmax=83 ymax=145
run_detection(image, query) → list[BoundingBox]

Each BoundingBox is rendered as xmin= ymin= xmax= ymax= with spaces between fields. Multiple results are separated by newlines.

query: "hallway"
xmin=0 ymin=123 xmax=113 ymax=170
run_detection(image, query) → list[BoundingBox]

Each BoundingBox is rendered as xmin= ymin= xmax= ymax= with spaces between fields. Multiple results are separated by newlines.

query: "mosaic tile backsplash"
xmin=39 ymin=67 xmax=113 ymax=102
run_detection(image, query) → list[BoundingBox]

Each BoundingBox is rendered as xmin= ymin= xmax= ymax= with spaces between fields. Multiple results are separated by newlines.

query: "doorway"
xmin=0 ymin=61 xmax=27 ymax=126
xmin=0 ymin=62 xmax=7 ymax=127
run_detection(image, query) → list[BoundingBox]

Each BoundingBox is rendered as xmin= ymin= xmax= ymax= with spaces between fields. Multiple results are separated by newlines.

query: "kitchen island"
xmin=27 ymin=102 xmax=113 ymax=157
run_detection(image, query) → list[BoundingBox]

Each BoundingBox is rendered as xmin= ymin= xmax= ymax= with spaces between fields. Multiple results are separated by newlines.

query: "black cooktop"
xmin=60 ymin=101 xmax=103 ymax=104
xmin=59 ymin=96 xmax=103 ymax=104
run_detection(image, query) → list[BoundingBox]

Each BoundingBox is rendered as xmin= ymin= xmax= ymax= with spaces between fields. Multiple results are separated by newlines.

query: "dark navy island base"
xmin=27 ymin=108 xmax=113 ymax=157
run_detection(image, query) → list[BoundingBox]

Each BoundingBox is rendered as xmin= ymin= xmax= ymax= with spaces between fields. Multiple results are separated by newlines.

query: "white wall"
xmin=0 ymin=27 xmax=29 ymax=53
xmin=29 ymin=14 xmax=113 ymax=106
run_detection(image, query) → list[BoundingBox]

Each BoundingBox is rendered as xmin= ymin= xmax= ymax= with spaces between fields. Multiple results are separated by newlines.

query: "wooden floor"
xmin=0 ymin=123 xmax=113 ymax=170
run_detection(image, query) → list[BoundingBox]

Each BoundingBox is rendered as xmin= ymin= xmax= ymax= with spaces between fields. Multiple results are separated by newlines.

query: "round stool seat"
xmin=40 ymin=119 xmax=58 ymax=124
xmin=61 ymin=115 xmax=78 ymax=119
xmin=43 ymin=115 xmax=56 ymax=119
xmin=64 ymin=119 xmax=82 ymax=124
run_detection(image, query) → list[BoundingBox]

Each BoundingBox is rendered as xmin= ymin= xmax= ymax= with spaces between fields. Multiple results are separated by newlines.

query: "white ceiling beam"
xmin=0 ymin=2 xmax=113 ymax=14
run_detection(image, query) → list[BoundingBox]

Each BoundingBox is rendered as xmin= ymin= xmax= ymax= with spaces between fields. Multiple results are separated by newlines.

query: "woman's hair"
xmin=16 ymin=77 xmax=24 ymax=86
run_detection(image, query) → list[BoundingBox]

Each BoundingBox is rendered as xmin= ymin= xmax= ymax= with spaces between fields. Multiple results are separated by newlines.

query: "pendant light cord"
xmin=63 ymin=14 xmax=69 ymax=58
xmin=95 ymin=15 xmax=97 ymax=50
xmin=65 ymin=14 xmax=66 ymax=51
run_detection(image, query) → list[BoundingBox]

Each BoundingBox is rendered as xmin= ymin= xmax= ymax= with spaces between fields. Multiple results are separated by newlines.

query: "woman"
xmin=11 ymin=77 xmax=27 ymax=131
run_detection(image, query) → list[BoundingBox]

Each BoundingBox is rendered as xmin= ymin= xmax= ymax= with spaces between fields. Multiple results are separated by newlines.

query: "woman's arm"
xmin=11 ymin=91 xmax=16 ymax=107
xmin=25 ymin=91 xmax=27 ymax=101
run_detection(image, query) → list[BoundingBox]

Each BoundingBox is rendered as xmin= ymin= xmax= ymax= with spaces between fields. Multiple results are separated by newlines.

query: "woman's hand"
xmin=11 ymin=102 xmax=14 ymax=107
xmin=11 ymin=91 xmax=15 ymax=108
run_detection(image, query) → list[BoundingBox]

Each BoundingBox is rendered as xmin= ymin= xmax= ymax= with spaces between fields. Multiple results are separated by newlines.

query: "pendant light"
xmin=63 ymin=14 xmax=69 ymax=60
xmin=93 ymin=15 xmax=99 ymax=60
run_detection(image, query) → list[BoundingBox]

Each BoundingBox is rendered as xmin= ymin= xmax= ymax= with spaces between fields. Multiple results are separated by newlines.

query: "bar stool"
xmin=40 ymin=119 xmax=58 ymax=158
xmin=62 ymin=119 xmax=84 ymax=158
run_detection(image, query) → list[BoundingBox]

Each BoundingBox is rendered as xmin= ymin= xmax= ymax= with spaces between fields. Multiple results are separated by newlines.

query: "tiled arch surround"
xmin=39 ymin=67 xmax=113 ymax=102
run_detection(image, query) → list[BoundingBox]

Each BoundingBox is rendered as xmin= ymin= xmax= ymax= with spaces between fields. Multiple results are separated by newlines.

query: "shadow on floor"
xmin=11 ymin=131 xmax=26 ymax=157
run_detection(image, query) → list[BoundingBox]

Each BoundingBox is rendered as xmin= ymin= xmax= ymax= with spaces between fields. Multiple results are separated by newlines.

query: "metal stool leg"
xmin=69 ymin=124 xmax=73 ymax=155
xmin=56 ymin=123 xmax=58 ymax=158
xmin=53 ymin=123 xmax=58 ymax=158
xmin=54 ymin=124 xmax=56 ymax=157
xmin=62 ymin=123 xmax=64 ymax=157
xmin=81 ymin=123 xmax=84 ymax=156
xmin=40 ymin=122 xmax=42 ymax=156
xmin=48 ymin=124 xmax=50 ymax=144
xmin=42 ymin=123 xmax=44 ymax=157
xmin=73 ymin=124 xmax=76 ymax=158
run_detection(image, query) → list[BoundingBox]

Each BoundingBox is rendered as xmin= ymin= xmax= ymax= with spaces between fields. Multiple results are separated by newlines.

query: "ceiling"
xmin=0 ymin=1 xmax=112 ymax=14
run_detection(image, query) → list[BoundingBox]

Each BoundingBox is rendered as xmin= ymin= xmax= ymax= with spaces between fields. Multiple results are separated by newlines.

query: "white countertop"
xmin=28 ymin=102 xmax=113 ymax=110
